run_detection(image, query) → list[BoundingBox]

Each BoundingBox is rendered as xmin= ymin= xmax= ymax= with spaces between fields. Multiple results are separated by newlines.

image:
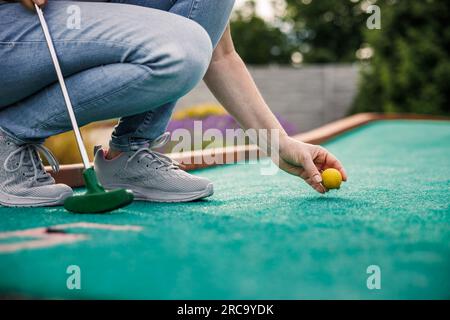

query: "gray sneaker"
xmin=0 ymin=130 xmax=73 ymax=207
xmin=94 ymin=134 xmax=214 ymax=202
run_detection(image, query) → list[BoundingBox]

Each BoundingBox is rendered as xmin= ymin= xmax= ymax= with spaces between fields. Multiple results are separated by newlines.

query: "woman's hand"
xmin=19 ymin=0 xmax=47 ymax=11
xmin=204 ymin=27 xmax=347 ymax=194
xmin=278 ymin=136 xmax=348 ymax=194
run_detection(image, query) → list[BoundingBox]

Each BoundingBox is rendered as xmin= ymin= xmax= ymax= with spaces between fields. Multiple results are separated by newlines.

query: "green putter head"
xmin=64 ymin=168 xmax=134 ymax=214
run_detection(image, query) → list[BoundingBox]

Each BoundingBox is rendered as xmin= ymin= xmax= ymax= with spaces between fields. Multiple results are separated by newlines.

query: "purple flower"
xmin=162 ymin=113 xmax=299 ymax=152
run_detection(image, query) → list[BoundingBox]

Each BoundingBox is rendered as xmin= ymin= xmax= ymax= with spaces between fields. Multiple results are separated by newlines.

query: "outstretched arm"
xmin=204 ymin=25 xmax=347 ymax=193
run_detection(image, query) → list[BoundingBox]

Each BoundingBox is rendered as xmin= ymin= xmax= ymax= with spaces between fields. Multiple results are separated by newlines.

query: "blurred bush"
xmin=172 ymin=104 xmax=228 ymax=120
xmin=231 ymin=1 xmax=295 ymax=64
xmin=353 ymin=1 xmax=450 ymax=115
xmin=44 ymin=121 xmax=116 ymax=165
xmin=284 ymin=0 xmax=367 ymax=63
xmin=232 ymin=0 xmax=367 ymax=64
xmin=233 ymin=0 xmax=449 ymax=115
xmin=44 ymin=105 xmax=298 ymax=164
xmin=161 ymin=104 xmax=299 ymax=153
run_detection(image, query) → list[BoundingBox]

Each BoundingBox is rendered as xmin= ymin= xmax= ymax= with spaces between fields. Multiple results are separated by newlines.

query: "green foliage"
xmin=231 ymin=3 xmax=294 ymax=64
xmin=231 ymin=0 xmax=450 ymax=115
xmin=284 ymin=0 xmax=367 ymax=63
xmin=231 ymin=0 xmax=367 ymax=64
xmin=353 ymin=0 xmax=450 ymax=115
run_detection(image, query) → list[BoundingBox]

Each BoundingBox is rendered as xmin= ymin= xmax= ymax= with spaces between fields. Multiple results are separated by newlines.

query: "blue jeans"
xmin=0 ymin=0 xmax=234 ymax=150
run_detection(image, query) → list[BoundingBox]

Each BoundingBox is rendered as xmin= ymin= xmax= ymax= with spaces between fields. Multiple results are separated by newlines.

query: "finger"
xmin=302 ymin=155 xmax=326 ymax=194
xmin=322 ymin=151 xmax=348 ymax=181
xmin=33 ymin=0 xmax=47 ymax=7
xmin=306 ymin=176 xmax=327 ymax=194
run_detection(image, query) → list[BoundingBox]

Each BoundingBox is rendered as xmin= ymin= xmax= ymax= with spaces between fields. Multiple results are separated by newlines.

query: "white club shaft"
xmin=35 ymin=4 xmax=91 ymax=169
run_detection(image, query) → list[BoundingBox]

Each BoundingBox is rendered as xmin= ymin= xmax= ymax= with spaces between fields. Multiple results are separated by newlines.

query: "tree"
xmin=353 ymin=0 xmax=450 ymax=115
xmin=284 ymin=0 xmax=367 ymax=63
xmin=231 ymin=0 xmax=450 ymax=115
xmin=231 ymin=1 xmax=294 ymax=64
xmin=231 ymin=0 xmax=367 ymax=64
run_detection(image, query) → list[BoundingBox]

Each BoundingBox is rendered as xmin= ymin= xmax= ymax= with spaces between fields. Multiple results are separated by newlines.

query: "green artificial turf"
xmin=0 ymin=120 xmax=449 ymax=299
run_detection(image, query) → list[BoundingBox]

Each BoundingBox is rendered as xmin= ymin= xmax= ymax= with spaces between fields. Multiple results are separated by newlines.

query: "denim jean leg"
xmin=109 ymin=101 xmax=176 ymax=151
xmin=109 ymin=0 xmax=236 ymax=152
xmin=0 ymin=1 xmax=212 ymax=143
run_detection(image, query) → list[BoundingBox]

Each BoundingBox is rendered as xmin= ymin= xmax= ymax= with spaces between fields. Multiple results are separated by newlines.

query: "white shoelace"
xmin=125 ymin=133 xmax=180 ymax=171
xmin=3 ymin=144 xmax=59 ymax=182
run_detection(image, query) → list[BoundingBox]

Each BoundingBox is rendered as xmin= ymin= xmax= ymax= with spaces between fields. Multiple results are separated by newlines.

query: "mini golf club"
xmin=35 ymin=4 xmax=134 ymax=213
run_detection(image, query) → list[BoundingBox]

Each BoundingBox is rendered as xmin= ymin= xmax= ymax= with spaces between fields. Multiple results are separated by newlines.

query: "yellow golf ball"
xmin=321 ymin=168 xmax=342 ymax=190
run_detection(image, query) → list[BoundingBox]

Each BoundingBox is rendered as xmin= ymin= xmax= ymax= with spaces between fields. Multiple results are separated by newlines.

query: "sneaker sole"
xmin=0 ymin=190 xmax=73 ymax=208
xmin=103 ymin=183 xmax=214 ymax=203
